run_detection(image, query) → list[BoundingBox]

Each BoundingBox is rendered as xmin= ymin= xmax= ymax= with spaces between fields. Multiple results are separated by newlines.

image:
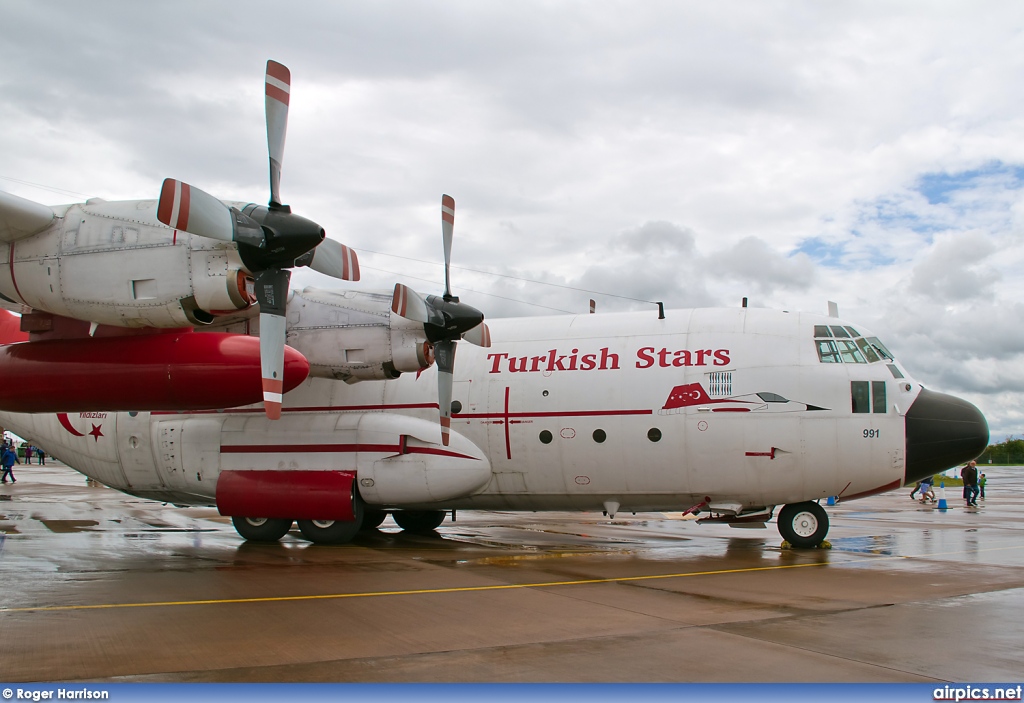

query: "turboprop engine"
xmin=284 ymin=288 xmax=434 ymax=382
xmin=0 ymin=198 xmax=258 ymax=329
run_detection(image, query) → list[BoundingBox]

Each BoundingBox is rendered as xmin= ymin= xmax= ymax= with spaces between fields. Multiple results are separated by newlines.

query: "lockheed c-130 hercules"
xmin=0 ymin=61 xmax=989 ymax=548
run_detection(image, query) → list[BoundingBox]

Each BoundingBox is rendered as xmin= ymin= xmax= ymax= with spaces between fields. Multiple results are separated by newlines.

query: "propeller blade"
xmin=254 ymin=268 xmax=291 ymax=420
xmin=308 ymin=238 xmax=360 ymax=281
xmin=392 ymin=283 xmax=431 ymax=323
xmin=441 ymin=194 xmax=454 ymax=298
xmin=434 ymin=339 xmax=456 ymax=446
xmin=462 ymin=322 xmax=491 ymax=348
xmin=265 ymin=60 xmax=290 ymax=207
xmin=157 ymin=179 xmax=264 ymax=246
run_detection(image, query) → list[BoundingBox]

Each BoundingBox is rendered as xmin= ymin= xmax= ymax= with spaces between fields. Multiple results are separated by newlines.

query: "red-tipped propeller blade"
xmin=254 ymin=268 xmax=291 ymax=419
xmin=462 ymin=322 xmax=491 ymax=348
xmin=308 ymin=238 xmax=360 ymax=281
xmin=265 ymin=60 xmax=290 ymax=207
xmin=441 ymin=194 xmax=455 ymax=299
xmin=434 ymin=339 xmax=456 ymax=446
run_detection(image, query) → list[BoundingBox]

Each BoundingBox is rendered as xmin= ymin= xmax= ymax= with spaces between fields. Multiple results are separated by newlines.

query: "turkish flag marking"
xmin=662 ymin=383 xmax=713 ymax=410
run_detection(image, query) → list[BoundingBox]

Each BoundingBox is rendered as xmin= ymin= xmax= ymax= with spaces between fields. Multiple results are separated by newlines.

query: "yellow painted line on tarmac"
xmin=0 ymin=560 xmax=834 ymax=613
xmin=2 ymin=543 xmax=1022 ymax=614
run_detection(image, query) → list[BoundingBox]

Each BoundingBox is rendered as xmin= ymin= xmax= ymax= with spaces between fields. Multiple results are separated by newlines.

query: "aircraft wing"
xmin=0 ymin=190 xmax=56 ymax=243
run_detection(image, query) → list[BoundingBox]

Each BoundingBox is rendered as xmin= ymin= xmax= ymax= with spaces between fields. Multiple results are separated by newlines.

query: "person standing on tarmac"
xmin=961 ymin=460 xmax=979 ymax=507
xmin=1 ymin=443 xmax=19 ymax=483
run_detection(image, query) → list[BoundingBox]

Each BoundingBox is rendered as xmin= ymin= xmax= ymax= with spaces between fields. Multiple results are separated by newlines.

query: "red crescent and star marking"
xmin=57 ymin=413 xmax=103 ymax=442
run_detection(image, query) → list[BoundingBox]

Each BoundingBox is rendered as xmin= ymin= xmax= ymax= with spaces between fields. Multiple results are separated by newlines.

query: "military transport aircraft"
xmin=0 ymin=62 xmax=989 ymax=549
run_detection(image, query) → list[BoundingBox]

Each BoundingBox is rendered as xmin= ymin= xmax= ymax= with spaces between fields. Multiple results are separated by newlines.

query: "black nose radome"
xmin=905 ymin=388 xmax=989 ymax=484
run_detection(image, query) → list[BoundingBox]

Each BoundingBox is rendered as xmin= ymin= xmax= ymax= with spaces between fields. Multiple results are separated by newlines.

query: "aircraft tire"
xmin=393 ymin=509 xmax=446 ymax=532
xmin=361 ymin=508 xmax=388 ymax=530
xmin=297 ymin=491 xmax=365 ymax=544
xmin=777 ymin=501 xmax=829 ymax=548
xmin=231 ymin=516 xmax=293 ymax=542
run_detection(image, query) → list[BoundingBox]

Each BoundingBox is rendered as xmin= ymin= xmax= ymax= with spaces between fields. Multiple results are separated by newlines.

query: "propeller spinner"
xmin=157 ymin=60 xmax=360 ymax=419
xmin=391 ymin=195 xmax=491 ymax=445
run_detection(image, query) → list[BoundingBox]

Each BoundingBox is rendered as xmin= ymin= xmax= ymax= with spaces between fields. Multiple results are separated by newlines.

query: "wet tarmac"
xmin=1 ymin=463 xmax=1023 ymax=683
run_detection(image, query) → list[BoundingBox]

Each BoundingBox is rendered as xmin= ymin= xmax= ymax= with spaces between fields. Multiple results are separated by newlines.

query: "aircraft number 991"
xmin=863 ymin=429 xmax=880 ymax=438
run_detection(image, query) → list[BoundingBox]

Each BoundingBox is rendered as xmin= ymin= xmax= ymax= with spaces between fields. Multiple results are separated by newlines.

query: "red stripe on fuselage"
xmin=841 ymin=479 xmax=902 ymax=501
xmin=220 ymin=442 xmax=477 ymax=461
xmin=153 ymin=404 xmax=651 ymax=419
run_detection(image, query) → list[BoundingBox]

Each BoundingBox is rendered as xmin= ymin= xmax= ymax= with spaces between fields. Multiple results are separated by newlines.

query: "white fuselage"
xmin=0 ymin=306 xmax=913 ymax=515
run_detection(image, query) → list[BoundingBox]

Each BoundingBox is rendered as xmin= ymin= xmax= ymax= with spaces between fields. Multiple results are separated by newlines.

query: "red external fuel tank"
xmin=0 ymin=331 xmax=309 ymax=412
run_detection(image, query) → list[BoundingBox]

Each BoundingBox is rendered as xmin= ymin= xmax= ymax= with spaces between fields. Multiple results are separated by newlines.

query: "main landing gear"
xmin=777 ymin=501 xmax=829 ymax=548
xmin=231 ymin=516 xmax=293 ymax=543
xmin=229 ymin=501 xmax=449 ymax=545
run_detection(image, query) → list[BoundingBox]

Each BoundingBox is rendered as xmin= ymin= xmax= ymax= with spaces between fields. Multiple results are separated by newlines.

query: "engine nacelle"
xmin=286 ymin=287 xmax=432 ymax=382
xmin=0 ymin=199 xmax=254 ymax=329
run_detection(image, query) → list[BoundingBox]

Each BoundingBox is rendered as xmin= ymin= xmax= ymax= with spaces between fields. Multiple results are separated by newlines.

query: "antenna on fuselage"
xmin=828 ymin=301 xmax=839 ymax=318
xmin=742 ymin=297 xmax=748 ymax=308
xmin=656 ymin=302 xmax=665 ymax=319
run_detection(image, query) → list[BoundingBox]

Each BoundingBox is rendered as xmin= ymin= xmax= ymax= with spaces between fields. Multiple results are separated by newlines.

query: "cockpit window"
xmin=837 ymin=340 xmax=865 ymax=363
xmin=866 ymin=337 xmax=894 ymax=361
xmin=817 ymin=339 xmax=841 ymax=363
xmin=855 ymin=338 xmax=880 ymax=363
xmin=815 ymin=327 xmax=896 ymax=365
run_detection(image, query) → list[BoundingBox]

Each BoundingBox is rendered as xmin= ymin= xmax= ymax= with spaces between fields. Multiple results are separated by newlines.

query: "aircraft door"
xmin=115 ymin=412 xmax=167 ymax=491
xmin=178 ymin=418 xmax=221 ymax=501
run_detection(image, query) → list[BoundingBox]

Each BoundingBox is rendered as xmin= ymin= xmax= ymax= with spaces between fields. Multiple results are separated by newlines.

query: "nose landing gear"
xmin=777 ymin=501 xmax=829 ymax=548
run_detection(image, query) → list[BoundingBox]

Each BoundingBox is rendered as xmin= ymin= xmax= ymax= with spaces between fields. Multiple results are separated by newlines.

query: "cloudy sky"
xmin=3 ymin=1 xmax=1024 ymax=438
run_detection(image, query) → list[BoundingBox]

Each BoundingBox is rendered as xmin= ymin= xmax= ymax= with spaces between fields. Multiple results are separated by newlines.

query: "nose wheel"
xmin=777 ymin=501 xmax=829 ymax=548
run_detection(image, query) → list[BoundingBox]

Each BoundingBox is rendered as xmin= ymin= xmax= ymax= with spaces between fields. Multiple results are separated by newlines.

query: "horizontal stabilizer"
xmin=0 ymin=190 xmax=55 ymax=243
